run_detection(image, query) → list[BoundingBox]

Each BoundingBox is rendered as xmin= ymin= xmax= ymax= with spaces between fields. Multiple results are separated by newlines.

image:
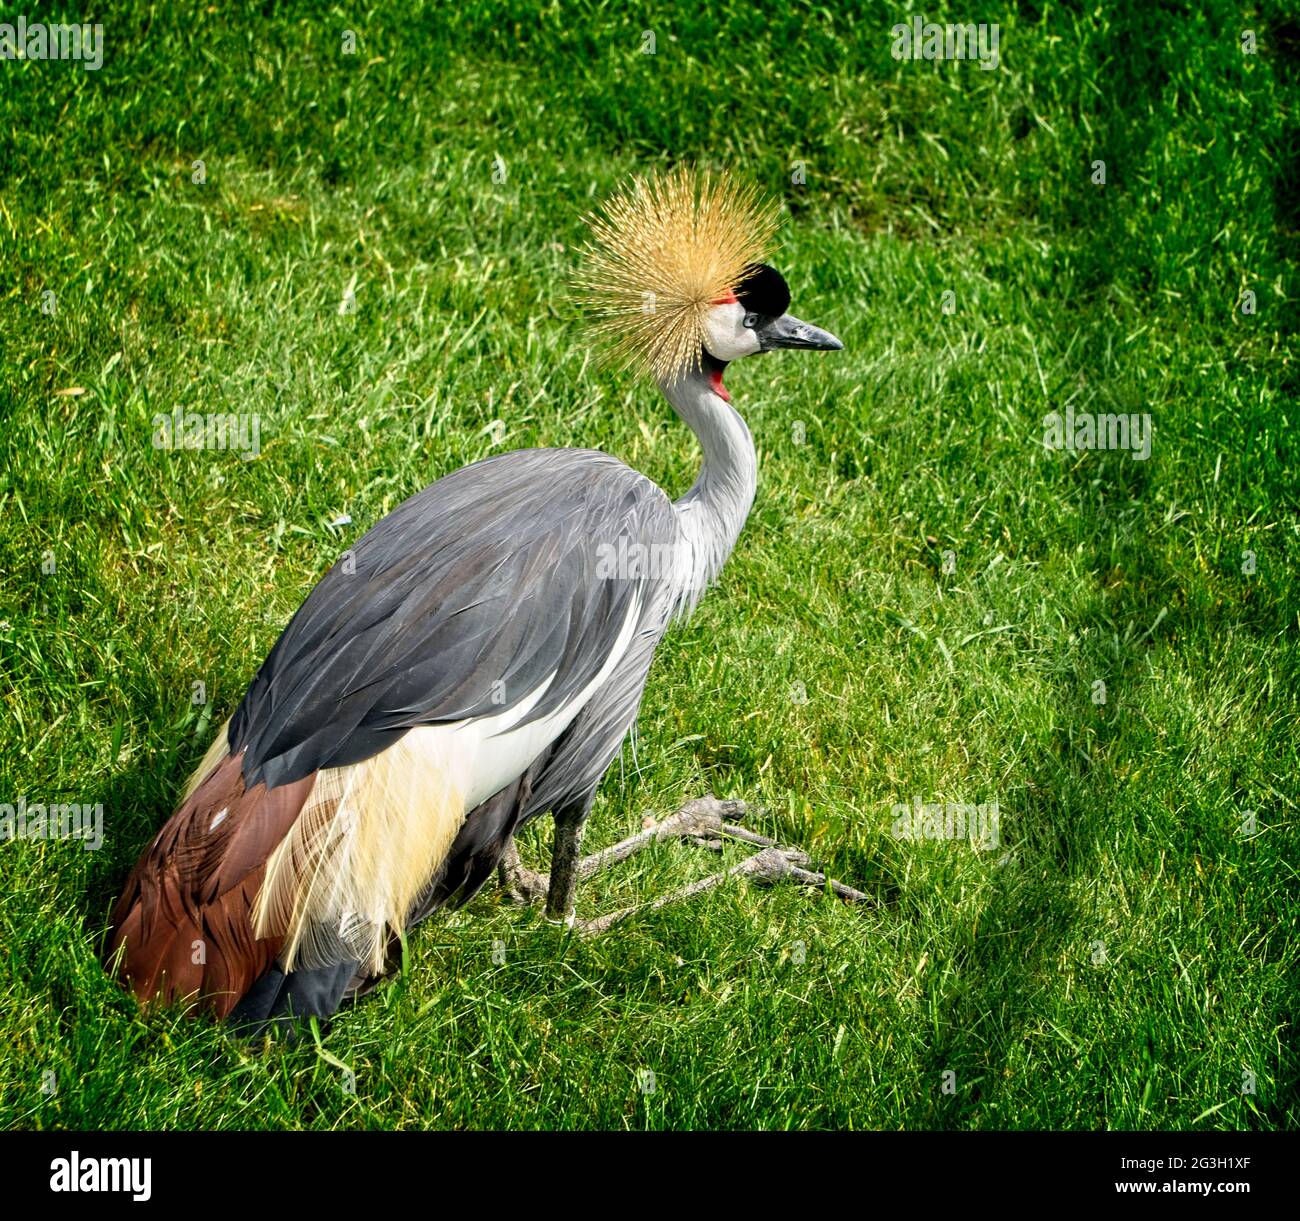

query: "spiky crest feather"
xmin=575 ymin=166 xmax=780 ymax=382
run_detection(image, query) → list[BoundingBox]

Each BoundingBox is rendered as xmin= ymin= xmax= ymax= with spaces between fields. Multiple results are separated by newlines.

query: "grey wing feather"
xmin=525 ymin=626 xmax=663 ymax=820
xmin=230 ymin=448 xmax=677 ymax=790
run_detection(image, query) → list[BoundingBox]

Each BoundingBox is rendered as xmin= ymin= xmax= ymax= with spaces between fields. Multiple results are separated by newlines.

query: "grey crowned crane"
xmin=107 ymin=167 xmax=847 ymax=1031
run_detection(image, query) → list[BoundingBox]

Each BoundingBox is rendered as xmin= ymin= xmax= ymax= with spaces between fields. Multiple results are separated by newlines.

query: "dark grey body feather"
xmin=230 ymin=448 xmax=678 ymax=793
xmin=227 ymin=448 xmax=679 ymax=971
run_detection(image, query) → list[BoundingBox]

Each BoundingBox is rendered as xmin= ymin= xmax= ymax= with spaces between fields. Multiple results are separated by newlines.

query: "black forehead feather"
xmin=737 ymin=263 xmax=790 ymax=318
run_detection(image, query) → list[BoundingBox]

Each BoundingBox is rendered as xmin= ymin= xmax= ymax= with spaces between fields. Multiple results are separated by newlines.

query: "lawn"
xmin=0 ymin=0 xmax=1296 ymax=1130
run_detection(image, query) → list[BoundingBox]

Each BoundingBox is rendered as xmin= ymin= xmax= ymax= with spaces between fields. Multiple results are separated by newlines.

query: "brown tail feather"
xmin=107 ymin=750 xmax=317 ymax=1018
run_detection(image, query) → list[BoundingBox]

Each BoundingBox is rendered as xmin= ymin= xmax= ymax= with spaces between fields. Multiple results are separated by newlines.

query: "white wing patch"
xmin=425 ymin=589 xmax=644 ymax=810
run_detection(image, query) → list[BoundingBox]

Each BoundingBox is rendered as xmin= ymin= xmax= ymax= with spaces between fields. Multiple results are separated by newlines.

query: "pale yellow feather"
xmin=252 ymin=730 xmax=468 ymax=975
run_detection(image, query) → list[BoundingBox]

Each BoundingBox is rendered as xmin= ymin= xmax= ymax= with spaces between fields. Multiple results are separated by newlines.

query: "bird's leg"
xmin=563 ymin=796 xmax=869 ymax=933
xmin=496 ymin=837 xmax=548 ymax=905
xmin=544 ymin=805 xmax=589 ymax=925
xmin=494 ymin=796 xmax=742 ymax=908
xmin=572 ymin=796 xmax=751 ymax=879
xmin=494 ymin=795 xmax=869 ymax=930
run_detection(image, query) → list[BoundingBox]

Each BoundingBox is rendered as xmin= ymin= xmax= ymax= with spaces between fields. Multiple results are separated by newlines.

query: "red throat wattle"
xmin=709 ymin=367 xmax=730 ymax=402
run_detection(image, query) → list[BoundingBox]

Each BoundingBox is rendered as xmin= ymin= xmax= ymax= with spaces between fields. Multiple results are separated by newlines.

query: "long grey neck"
xmin=658 ymin=361 xmax=758 ymax=616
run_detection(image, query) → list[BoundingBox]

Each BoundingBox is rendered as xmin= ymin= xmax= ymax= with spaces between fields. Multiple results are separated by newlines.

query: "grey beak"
xmin=757 ymin=313 xmax=843 ymax=352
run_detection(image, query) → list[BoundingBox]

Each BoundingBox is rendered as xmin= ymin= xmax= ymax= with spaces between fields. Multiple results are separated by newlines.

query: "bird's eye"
xmin=742 ymin=313 xmax=760 ymax=329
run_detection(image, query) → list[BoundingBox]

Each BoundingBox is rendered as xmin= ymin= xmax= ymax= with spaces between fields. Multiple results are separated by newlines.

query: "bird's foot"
xmin=496 ymin=839 xmax=550 ymax=905
xmin=497 ymin=794 xmax=869 ymax=932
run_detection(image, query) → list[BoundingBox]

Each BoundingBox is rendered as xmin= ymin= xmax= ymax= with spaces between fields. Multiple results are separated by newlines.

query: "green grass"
xmin=1 ymin=0 xmax=1297 ymax=1130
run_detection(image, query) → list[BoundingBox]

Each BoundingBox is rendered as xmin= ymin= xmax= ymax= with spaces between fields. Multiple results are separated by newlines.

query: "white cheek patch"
xmin=702 ymin=301 xmax=761 ymax=362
